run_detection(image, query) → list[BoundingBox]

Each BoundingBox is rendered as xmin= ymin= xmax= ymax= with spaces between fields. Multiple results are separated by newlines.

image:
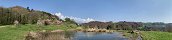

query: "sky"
xmin=0 ymin=0 xmax=172 ymax=23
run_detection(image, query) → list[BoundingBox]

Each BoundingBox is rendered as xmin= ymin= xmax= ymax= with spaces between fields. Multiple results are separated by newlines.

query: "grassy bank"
xmin=115 ymin=30 xmax=131 ymax=37
xmin=141 ymin=31 xmax=172 ymax=40
xmin=0 ymin=24 xmax=78 ymax=40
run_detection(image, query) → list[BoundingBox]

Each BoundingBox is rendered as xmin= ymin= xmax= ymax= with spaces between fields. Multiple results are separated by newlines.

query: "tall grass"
xmin=141 ymin=31 xmax=172 ymax=40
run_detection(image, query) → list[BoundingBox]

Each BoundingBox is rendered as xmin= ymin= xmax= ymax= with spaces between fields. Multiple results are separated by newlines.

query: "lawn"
xmin=0 ymin=24 xmax=78 ymax=40
xmin=141 ymin=31 xmax=172 ymax=40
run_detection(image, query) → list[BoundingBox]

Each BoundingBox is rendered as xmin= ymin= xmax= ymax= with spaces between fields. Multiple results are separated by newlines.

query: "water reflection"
xmin=72 ymin=32 xmax=128 ymax=40
xmin=26 ymin=31 xmax=128 ymax=40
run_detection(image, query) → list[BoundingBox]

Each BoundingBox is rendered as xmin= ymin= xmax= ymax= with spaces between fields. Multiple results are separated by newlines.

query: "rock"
xmin=51 ymin=30 xmax=64 ymax=32
xmin=53 ymin=20 xmax=62 ymax=25
xmin=37 ymin=20 xmax=44 ymax=26
xmin=14 ymin=20 xmax=19 ymax=27
xmin=44 ymin=19 xmax=52 ymax=25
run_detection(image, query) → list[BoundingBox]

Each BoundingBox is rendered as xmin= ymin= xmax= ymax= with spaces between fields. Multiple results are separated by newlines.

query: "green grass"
xmin=3 ymin=24 xmax=172 ymax=40
xmin=113 ymin=30 xmax=131 ymax=38
xmin=0 ymin=24 xmax=78 ymax=40
xmin=141 ymin=31 xmax=172 ymax=40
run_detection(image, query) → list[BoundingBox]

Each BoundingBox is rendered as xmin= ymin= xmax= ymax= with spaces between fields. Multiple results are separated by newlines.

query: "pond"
xmin=71 ymin=32 xmax=128 ymax=40
xmin=26 ymin=31 xmax=128 ymax=40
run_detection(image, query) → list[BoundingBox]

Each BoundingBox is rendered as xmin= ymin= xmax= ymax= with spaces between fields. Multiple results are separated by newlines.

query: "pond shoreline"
xmin=25 ymin=29 xmax=142 ymax=40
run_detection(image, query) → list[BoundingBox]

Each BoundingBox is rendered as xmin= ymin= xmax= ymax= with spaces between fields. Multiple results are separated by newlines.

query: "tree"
xmin=165 ymin=23 xmax=172 ymax=32
xmin=65 ymin=18 xmax=71 ymax=22
xmin=27 ymin=7 xmax=30 ymax=11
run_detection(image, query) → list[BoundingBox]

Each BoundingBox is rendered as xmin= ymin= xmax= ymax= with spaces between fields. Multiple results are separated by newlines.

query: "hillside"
xmin=0 ymin=6 xmax=59 ymax=25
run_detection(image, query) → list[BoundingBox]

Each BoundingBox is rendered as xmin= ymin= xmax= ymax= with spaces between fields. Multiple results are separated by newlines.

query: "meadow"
xmin=1 ymin=24 xmax=172 ymax=40
xmin=0 ymin=24 xmax=77 ymax=40
xmin=141 ymin=31 xmax=172 ymax=40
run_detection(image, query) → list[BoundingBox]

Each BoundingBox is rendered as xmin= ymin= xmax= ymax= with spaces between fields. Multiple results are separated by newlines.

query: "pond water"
xmin=26 ymin=31 xmax=128 ymax=40
xmin=71 ymin=32 xmax=128 ymax=40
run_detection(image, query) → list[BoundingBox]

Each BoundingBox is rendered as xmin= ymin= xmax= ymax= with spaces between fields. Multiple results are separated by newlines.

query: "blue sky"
xmin=0 ymin=0 xmax=172 ymax=23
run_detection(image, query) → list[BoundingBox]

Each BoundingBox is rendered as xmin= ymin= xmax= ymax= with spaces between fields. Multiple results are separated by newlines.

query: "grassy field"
xmin=0 ymin=24 xmax=78 ymax=40
xmin=1 ymin=24 xmax=172 ymax=40
xmin=141 ymin=31 xmax=172 ymax=40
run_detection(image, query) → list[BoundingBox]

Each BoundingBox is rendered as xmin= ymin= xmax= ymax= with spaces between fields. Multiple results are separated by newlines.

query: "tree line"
xmin=81 ymin=21 xmax=172 ymax=32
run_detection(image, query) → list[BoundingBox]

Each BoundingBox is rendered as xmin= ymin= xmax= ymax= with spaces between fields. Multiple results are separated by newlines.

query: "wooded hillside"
xmin=0 ymin=6 xmax=59 ymax=25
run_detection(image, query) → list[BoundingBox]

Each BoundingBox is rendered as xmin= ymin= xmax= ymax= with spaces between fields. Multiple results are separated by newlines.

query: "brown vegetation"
xmin=25 ymin=30 xmax=73 ymax=40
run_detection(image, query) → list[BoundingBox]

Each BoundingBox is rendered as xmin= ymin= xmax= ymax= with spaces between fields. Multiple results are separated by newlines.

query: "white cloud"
xmin=55 ymin=12 xmax=66 ymax=19
xmin=55 ymin=12 xmax=95 ymax=23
